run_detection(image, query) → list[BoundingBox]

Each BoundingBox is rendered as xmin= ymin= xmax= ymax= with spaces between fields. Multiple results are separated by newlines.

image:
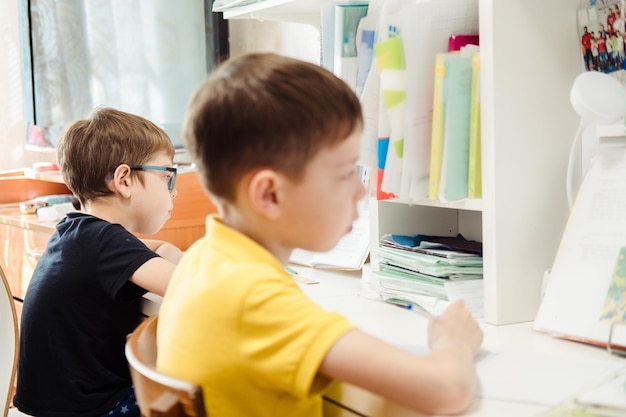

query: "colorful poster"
xmin=577 ymin=0 xmax=626 ymax=74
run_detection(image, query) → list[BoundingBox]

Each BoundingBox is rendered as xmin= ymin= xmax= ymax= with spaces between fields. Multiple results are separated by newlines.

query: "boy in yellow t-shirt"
xmin=156 ymin=53 xmax=483 ymax=417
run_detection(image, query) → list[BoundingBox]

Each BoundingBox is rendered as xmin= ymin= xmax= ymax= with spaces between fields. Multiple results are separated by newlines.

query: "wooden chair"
xmin=0 ymin=265 xmax=31 ymax=416
xmin=125 ymin=315 xmax=207 ymax=417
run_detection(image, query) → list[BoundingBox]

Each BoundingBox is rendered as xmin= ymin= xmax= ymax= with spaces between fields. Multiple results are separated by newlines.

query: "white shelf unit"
xmin=219 ymin=0 xmax=583 ymax=325
xmin=480 ymin=0 xmax=580 ymax=324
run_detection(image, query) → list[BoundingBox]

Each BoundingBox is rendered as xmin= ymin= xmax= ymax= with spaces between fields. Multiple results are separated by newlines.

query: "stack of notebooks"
xmin=371 ymin=233 xmax=484 ymax=317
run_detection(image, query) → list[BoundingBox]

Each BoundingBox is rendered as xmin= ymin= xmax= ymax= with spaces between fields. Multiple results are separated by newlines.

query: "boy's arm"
xmin=129 ymin=239 xmax=184 ymax=296
xmin=140 ymin=239 xmax=183 ymax=264
xmin=318 ymin=299 xmax=482 ymax=415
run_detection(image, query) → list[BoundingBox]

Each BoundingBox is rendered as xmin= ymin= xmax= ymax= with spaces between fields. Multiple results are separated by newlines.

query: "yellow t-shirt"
xmin=157 ymin=215 xmax=355 ymax=417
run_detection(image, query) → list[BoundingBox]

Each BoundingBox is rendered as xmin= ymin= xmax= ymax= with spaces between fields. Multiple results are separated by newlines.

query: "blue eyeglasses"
xmin=129 ymin=165 xmax=177 ymax=191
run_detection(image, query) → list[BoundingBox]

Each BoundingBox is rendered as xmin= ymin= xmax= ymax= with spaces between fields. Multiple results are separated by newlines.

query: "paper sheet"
xmin=398 ymin=346 xmax=624 ymax=407
xmin=576 ymin=369 xmax=626 ymax=411
xmin=475 ymin=351 xmax=624 ymax=406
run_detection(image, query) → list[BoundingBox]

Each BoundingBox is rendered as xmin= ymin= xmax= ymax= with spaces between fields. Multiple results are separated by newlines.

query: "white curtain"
xmin=27 ymin=0 xmax=207 ymax=150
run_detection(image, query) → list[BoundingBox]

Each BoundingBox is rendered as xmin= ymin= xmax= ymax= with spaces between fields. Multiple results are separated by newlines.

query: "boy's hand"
xmin=427 ymin=299 xmax=483 ymax=358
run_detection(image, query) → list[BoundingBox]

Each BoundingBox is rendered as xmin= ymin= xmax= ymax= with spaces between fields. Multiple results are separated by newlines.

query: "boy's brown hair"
xmin=183 ymin=52 xmax=363 ymax=203
xmin=57 ymin=107 xmax=174 ymax=206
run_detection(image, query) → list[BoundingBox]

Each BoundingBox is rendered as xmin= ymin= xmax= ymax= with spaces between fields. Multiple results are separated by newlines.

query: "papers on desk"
xmin=542 ymin=368 xmax=626 ymax=417
xmin=369 ymin=233 xmax=484 ymax=318
xmin=475 ymin=351 xmax=624 ymax=408
xmin=375 ymin=233 xmax=483 ymax=278
xmin=375 ymin=276 xmax=484 ymax=318
xmin=400 ymin=345 xmax=625 ymax=409
xmin=574 ymin=369 xmax=626 ymax=417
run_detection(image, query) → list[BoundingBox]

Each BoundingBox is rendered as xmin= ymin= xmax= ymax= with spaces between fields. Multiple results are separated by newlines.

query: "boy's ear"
xmin=248 ymin=169 xmax=283 ymax=219
xmin=110 ymin=164 xmax=133 ymax=198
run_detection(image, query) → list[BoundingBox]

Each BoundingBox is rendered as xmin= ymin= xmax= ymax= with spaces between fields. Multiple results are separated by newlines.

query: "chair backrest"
xmin=0 ymin=264 xmax=19 ymax=416
xmin=125 ymin=315 xmax=207 ymax=417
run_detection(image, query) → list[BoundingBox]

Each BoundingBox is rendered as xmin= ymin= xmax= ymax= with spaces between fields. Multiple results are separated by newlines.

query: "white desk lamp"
xmin=568 ymin=71 xmax=626 ymax=208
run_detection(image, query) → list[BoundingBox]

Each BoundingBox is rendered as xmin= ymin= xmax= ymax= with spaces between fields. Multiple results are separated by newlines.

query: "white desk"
xmin=141 ymin=267 xmax=626 ymax=417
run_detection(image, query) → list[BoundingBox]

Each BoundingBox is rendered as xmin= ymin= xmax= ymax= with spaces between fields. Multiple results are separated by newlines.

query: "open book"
xmin=289 ymin=199 xmax=370 ymax=270
xmin=534 ymin=147 xmax=626 ymax=351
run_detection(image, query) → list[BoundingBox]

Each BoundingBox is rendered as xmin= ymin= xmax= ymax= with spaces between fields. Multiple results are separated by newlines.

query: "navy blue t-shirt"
xmin=14 ymin=212 xmax=160 ymax=417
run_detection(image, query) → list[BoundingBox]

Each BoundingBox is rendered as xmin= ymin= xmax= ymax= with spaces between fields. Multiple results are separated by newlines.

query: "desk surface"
xmin=141 ymin=267 xmax=625 ymax=417
xmin=0 ymin=204 xmax=57 ymax=233
xmin=0 ymin=170 xmax=217 ymax=251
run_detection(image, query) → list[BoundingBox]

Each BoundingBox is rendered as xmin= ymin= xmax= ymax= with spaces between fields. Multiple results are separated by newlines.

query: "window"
xmin=18 ymin=0 xmax=228 ymax=152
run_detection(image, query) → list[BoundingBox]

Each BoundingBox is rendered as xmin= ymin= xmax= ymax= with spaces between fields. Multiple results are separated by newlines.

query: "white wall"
xmin=229 ymin=19 xmax=320 ymax=64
